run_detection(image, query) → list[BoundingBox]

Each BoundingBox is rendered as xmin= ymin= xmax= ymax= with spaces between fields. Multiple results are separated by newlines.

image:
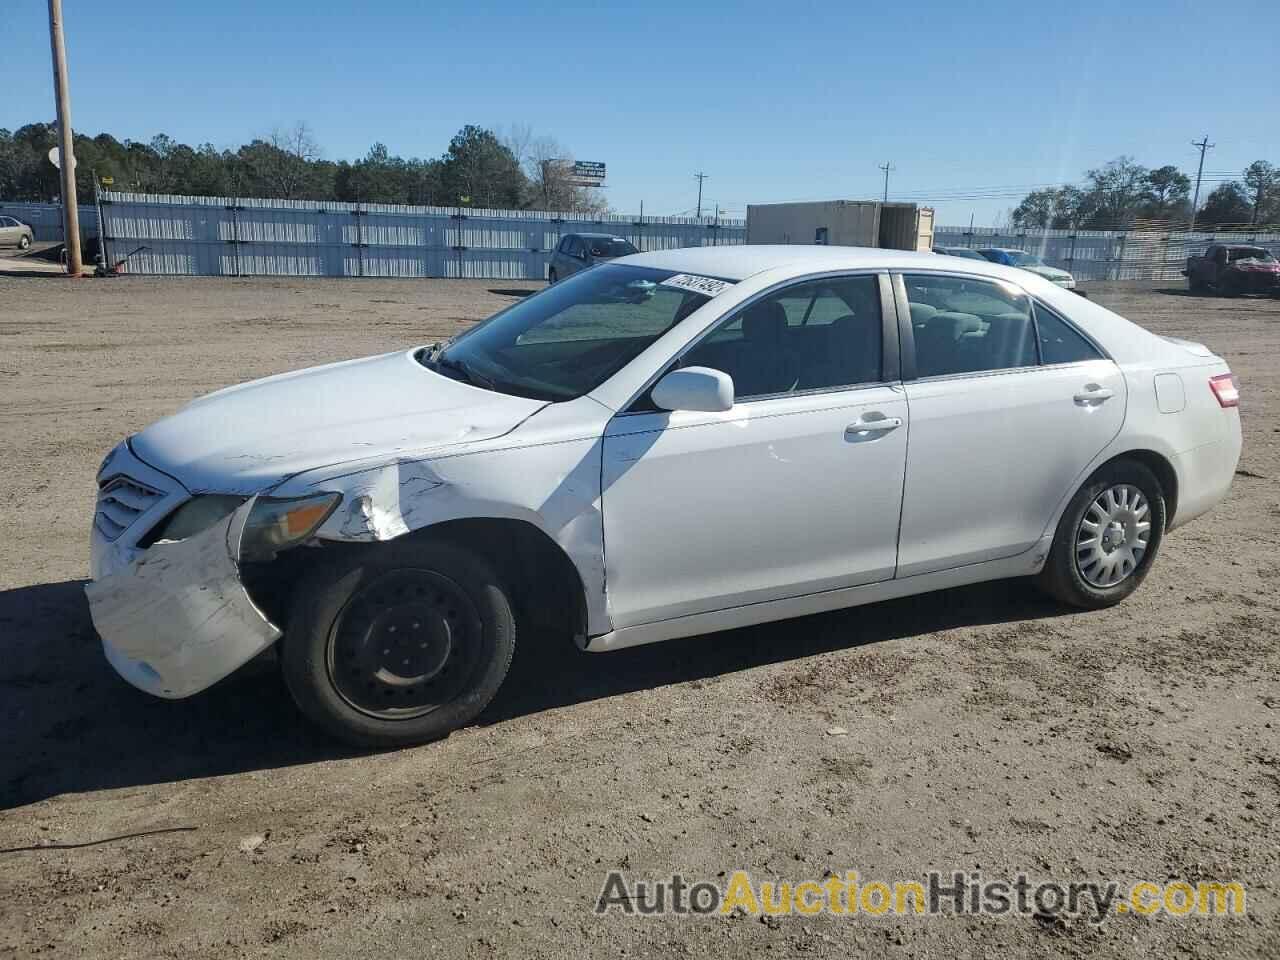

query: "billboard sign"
xmin=567 ymin=160 xmax=606 ymax=186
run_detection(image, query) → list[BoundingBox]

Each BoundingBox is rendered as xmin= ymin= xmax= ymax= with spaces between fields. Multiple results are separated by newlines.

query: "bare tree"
xmin=523 ymin=135 xmax=607 ymax=214
xmin=499 ymin=123 xmax=535 ymax=169
xmin=1243 ymin=161 xmax=1279 ymax=225
xmin=250 ymin=122 xmax=320 ymax=199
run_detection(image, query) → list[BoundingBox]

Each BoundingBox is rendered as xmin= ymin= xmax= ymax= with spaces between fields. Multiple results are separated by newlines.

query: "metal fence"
xmin=10 ymin=192 xmax=1278 ymax=284
xmin=934 ymin=225 xmax=1280 ymax=282
xmin=0 ymin=200 xmax=99 ymax=243
xmin=89 ymin=191 xmax=745 ymax=279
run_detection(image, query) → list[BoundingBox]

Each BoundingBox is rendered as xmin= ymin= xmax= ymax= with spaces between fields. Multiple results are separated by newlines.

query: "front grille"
xmin=95 ymin=476 xmax=164 ymax=541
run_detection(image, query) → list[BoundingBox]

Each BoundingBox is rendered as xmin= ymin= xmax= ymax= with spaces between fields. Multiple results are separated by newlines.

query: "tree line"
xmin=0 ymin=121 xmax=607 ymax=213
xmin=1011 ymin=156 xmax=1280 ymax=231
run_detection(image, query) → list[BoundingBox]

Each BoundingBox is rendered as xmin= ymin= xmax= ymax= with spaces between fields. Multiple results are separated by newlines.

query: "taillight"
xmin=1209 ymin=373 xmax=1239 ymax=408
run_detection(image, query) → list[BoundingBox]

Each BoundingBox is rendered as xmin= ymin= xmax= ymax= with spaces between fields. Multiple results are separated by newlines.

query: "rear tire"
xmin=548 ymin=268 xmax=557 ymax=284
xmin=1036 ymin=459 xmax=1166 ymax=609
xmin=281 ymin=539 xmax=516 ymax=748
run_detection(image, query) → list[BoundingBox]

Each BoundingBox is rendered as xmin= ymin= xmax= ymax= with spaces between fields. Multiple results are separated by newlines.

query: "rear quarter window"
xmin=1034 ymin=304 xmax=1104 ymax=365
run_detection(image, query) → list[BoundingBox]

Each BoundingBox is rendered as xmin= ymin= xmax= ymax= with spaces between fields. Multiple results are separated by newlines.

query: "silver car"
xmin=547 ymin=232 xmax=638 ymax=283
xmin=0 ymin=216 xmax=34 ymax=250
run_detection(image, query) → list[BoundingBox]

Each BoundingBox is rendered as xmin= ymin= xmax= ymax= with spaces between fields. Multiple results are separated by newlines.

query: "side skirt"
xmin=583 ymin=533 xmax=1052 ymax=653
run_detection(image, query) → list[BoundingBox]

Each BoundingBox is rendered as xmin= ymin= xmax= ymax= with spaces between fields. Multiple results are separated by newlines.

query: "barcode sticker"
xmin=660 ymin=274 xmax=735 ymax=298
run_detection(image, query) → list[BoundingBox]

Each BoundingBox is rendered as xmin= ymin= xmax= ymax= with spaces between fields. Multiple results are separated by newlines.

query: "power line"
xmin=47 ymin=0 xmax=82 ymax=277
xmin=693 ymin=171 xmax=709 ymax=219
xmin=878 ymin=161 xmax=895 ymax=202
xmin=1189 ymin=135 xmax=1215 ymax=232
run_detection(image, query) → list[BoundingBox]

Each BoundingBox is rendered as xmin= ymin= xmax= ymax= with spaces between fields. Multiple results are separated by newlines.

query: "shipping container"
xmin=745 ymin=200 xmax=934 ymax=251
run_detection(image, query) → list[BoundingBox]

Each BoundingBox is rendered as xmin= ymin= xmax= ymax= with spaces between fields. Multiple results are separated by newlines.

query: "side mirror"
xmin=651 ymin=366 xmax=734 ymax=413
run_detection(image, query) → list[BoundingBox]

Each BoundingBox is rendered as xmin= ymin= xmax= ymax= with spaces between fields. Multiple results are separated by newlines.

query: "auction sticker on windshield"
xmin=660 ymin=274 xmax=735 ymax=297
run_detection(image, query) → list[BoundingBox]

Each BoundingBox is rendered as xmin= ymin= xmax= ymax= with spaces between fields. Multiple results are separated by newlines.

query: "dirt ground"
xmin=1 ymin=275 xmax=1277 ymax=959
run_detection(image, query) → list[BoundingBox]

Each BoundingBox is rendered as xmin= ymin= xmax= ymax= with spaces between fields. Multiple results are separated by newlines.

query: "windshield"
xmin=423 ymin=265 xmax=718 ymax=401
xmin=583 ymin=237 xmax=638 ymax=258
xmin=1228 ymin=247 xmax=1274 ymax=262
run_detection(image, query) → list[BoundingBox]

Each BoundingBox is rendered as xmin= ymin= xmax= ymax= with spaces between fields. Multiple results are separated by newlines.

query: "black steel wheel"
xmin=328 ymin=569 xmax=484 ymax=720
xmin=282 ymin=539 xmax=516 ymax=747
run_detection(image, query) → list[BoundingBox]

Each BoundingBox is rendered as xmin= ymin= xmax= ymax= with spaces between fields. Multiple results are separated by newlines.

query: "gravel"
xmin=1 ymin=275 xmax=1277 ymax=958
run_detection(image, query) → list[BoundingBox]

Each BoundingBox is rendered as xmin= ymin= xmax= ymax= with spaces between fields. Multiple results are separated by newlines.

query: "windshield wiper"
xmin=422 ymin=348 xmax=570 ymax=403
xmin=437 ymin=355 xmax=491 ymax=389
xmin=432 ymin=353 xmax=497 ymax=391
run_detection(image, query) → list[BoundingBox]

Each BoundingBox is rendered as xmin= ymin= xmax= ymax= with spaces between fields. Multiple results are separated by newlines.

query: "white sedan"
xmin=87 ymin=247 xmax=1242 ymax=746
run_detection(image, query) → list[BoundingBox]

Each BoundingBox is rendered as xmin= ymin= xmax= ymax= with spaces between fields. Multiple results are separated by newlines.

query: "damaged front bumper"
xmin=85 ymin=495 xmax=282 ymax=699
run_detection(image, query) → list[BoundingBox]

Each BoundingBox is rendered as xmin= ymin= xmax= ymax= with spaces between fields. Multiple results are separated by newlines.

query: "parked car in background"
xmin=933 ymin=246 xmax=988 ymax=261
xmin=1183 ymin=244 xmax=1280 ymax=296
xmin=86 ymin=246 xmax=1240 ymax=747
xmin=0 ymin=216 xmax=34 ymax=250
xmin=548 ymin=233 xmax=638 ymax=283
xmin=978 ymin=247 xmax=1076 ymax=289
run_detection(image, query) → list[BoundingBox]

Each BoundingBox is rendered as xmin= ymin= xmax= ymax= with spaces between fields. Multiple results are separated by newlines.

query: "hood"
xmin=130 ymin=350 xmax=546 ymax=494
xmin=1026 ymin=264 xmax=1073 ymax=281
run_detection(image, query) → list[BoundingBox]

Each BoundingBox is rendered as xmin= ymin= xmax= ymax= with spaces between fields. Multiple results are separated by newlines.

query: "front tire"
xmin=1036 ymin=459 xmax=1166 ymax=609
xmin=281 ymin=539 xmax=516 ymax=748
xmin=18 ymin=234 xmax=30 ymax=251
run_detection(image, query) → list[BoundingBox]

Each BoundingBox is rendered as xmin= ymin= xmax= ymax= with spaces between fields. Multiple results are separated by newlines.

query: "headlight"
xmin=143 ymin=494 xmax=246 ymax=546
xmin=240 ymin=493 xmax=341 ymax=562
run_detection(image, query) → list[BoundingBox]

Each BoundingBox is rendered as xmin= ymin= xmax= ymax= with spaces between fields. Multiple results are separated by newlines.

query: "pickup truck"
xmin=1184 ymin=244 xmax=1280 ymax=296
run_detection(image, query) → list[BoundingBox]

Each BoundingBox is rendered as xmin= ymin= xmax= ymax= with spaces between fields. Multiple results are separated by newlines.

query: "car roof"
xmin=566 ymin=232 xmax=627 ymax=239
xmin=620 ymin=244 xmax=1039 ymax=283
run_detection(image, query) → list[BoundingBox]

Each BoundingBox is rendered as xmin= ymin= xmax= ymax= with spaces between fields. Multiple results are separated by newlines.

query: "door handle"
xmin=845 ymin=415 xmax=903 ymax=439
xmin=1074 ymin=385 xmax=1114 ymax=405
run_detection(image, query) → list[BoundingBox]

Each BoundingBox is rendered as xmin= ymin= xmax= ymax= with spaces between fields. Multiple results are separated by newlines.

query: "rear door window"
xmin=903 ymin=274 xmax=1037 ymax=377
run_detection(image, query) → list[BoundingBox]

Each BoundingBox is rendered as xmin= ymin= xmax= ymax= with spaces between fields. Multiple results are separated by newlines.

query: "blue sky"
xmin=4 ymin=0 xmax=1278 ymax=225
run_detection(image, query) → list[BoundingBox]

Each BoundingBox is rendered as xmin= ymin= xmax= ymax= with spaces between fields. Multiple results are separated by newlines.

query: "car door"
xmin=895 ymin=272 xmax=1125 ymax=577
xmin=560 ymin=236 xmax=581 ymax=277
xmin=600 ymin=272 xmax=908 ymax=628
xmin=0 ymin=217 xmax=18 ymax=246
xmin=549 ymin=236 xmax=567 ymax=279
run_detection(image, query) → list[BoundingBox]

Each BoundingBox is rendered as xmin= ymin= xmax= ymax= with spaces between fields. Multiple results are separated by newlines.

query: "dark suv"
xmin=548 ymin=233 xmax=638 ymax=283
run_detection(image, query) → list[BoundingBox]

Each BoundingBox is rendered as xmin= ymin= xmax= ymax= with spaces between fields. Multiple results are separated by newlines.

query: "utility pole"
xmin=47 ymin=0 xmax=82 ymax=276
xmin=879 ymin=161 xmax=895 ymax=202
xmin=1189 ymin=135 xmax=1214 ymax=233
xmin=694 ymin=172 xmax=708 ymax=219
